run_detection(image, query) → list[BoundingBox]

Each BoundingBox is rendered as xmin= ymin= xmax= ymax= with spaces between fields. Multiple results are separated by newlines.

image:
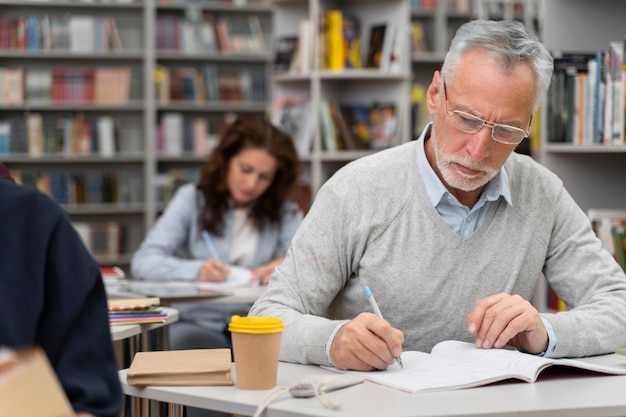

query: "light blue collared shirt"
xmin=416 ymin=124 xmax=556 ymax=357
xmin=416 ymin=124 xmax=512 ymax=238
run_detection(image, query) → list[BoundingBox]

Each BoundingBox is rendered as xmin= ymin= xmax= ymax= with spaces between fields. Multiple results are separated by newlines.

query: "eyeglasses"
xmin=443 ymin=81 xmax=531 ymax=145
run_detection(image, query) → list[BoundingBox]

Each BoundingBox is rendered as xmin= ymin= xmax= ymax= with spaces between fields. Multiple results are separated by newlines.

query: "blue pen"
xmin=364 ymin=285 xmax=404 ymax=369
xmin=201 ymin=231 xmax=221 ymax=261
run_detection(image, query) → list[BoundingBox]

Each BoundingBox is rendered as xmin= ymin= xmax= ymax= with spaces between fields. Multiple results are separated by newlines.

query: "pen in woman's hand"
xmin=364 ymin=285 xmax=404 ymax=369
xmin=201 ymin=231 xmax=221 ymax=261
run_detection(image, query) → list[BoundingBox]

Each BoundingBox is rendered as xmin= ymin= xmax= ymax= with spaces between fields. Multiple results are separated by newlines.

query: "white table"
xmin=120 ymin=357 xmax=626 ymax=417
xmin=107 ymin=281 xmax=267 ymax=306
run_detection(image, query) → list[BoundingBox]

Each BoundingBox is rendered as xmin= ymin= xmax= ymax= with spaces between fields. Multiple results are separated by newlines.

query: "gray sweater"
xmin=249 ymin=140 xmax=626 ymax=365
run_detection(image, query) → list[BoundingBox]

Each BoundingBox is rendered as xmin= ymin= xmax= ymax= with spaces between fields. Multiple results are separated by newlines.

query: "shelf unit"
xmin=410 ymin=0 xmax=541 ymax=152
xmin=272 ymin=0 xmax=412 ymax=196
xmin=0 ymin=0 xmax=273 ymax=271
xmin=537 ymin=0 xmax=626 ymax=213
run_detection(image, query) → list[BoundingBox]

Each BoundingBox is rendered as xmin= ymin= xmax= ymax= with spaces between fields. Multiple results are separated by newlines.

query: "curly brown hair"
xmin=196 ymin=115 xmax=300 ymax=236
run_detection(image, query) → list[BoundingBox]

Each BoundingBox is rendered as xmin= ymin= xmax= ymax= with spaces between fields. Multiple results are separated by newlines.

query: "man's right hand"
xmin=329 ymin=312 xmax=404 ymax=371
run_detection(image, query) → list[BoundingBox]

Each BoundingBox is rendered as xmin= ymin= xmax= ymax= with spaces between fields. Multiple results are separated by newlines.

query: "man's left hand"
xmin=467 ymin=292 xmax=548 ymax=354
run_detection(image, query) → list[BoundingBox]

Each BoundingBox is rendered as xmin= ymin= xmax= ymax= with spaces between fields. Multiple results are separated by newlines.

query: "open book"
xmin=324 ymin=340 xmax=626 ymax=394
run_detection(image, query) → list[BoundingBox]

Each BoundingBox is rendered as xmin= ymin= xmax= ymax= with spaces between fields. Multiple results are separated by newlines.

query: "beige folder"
xmin=0 ymin=346 xmax=73 ymax=417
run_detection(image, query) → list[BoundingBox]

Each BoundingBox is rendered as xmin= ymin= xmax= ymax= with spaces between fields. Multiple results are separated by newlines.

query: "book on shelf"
xmin=325 ymin=9 xmax=344 ymax=71
xmin=0 ymin=346 xmax=73 ymax=417
xmin=548 ymin=43 xmax=626 ymax=146
xmin=321 ymin=10 xmax=361 ymax=71
xmin=339 ymin=104 xmax=371 ymax=150
xmin=369 ymin=102 xmax=399 ymax=149
xmin=364 ymin=21 xmax=395 ymax=71
xmin=69 ymin=15 xmax=95 ymax=53
xmin=328 ymin=102 xmax=362 ymax=151
xmin=1 ymin=67 xmax=24 ymax=105
xmin=606 ymin=40 xmax=624 ymax=146
xmin=271 ymin=93 xmax=315 ymax=156
xmin=342 ymin=12 xmax=361 ymax=69
xmin=325 ymin=340 xmax=626 ymax=394
xmin=319 ymin=99 xmax=341 ymax=152
xmin=410 ymin=21 xmax=429 ymax=54
xmin=1 ymin=14 xmax=123 ymax=53
xmin=320 ymin=101 xmax=398 ymax=151
xmin=588 ymin=208 xmax=626 ymax=272
xmin=290 ymin=19 xmax=314 ymax=74
xmin=411 ymin=83 xmax=428 ymax=138
xmin=0 ymin=121 xmax=10 ymax=155
xmin=127 ymin=348 xmax=234 ymax=386
xmin=73 ymin=221 xmax=128 ymax=260
xmin=274 ymin=35 xmax=298 ymax=73
xmin=388 ymin=20 xmax=407 ymax=74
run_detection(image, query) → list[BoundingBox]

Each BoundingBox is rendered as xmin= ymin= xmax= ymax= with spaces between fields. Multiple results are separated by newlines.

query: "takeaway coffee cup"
xmin=228 ymin=315 xmax=284 ymax=390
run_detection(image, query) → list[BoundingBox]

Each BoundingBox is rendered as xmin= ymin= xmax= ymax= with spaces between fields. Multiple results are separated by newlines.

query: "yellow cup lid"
xmin=228 ymin=315 xmax=284 ymax=334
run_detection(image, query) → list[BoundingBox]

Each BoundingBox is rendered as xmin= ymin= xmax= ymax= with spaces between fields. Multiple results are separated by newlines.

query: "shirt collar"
xmin=416 ymin=123 xmax=513 ymax=208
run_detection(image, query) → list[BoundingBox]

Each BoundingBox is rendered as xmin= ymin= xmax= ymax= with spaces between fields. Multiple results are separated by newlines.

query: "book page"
xmin=433 ymin=341 xmax=626 ymax=379
xmin=431 ymin=340 xmax=554 ymax=382
xmin=197 ymin=265 xmax=252 ymax=289
xmin=323 ymin=340 xmax=626 ymax=394
xmin=323 ymin=351 xmax=521 ymax=394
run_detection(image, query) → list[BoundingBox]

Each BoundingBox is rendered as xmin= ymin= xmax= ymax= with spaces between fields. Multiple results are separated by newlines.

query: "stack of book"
xmin=108 ymin=297 xmax=167 ymax=325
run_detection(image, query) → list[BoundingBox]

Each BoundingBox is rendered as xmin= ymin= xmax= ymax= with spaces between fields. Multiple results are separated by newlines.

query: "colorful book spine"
xmin=326 ymin=10 xmax=344 ymax=71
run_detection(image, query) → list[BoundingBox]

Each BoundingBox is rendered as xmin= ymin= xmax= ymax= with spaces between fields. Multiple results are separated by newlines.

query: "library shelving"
xmin=409 ymin=0 xmax=541 ymax=148
xmin=271 ymin=0 xmax=412 ymax=201
xmin=0 ymin=0 xmax=273 ymax=271
xmin=537 ymin=0 xmax=626 ymax=213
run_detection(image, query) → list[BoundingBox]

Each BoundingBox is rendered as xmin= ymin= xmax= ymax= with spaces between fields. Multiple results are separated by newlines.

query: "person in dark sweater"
xmin=0 ymin=162 xmax=14 ymax=182
xmin=0 ymin=179 xmax=122 ymax=417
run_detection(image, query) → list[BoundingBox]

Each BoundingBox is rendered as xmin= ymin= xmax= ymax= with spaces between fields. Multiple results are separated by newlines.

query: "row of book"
xmin=74 ymin=221 xmax=131 ymax=260
xmin=154 ymin=64 xmax=267 ymax=104
xmin=548 ymin=209 xmax=626 ymax=312
xmin=156 ymin=112 xmax=218 ymax=157
xmin=270 ymin=93 xmax=400 ymax=155
xmin=410 ymin=0 xmax=438 ymax=11
xmin=589 ymin=209 xmax=626 ymax=273
xmin=0 ymin=66 xmax=132 ymax=106
xmin=11 ymin=169 xmax=140 ymax=206
xmin=547 ymin=40 xmax=625 ymax=146
xmin=276 ymin=11 xmax=404 ymax=75
xmin=0 ymin=14 xmax=123 ymax=53
xmin=320 ymin=100 xmax=399 ymax=152
xmin=155 ymin=168 xmax=199 ymax=205
xmin=158 ymin=0 xmax=268 ymax=4
xmin=47 ymin=0 xmax=137 ymax=4
xmin=156 ymin=12 xmax=266 ymax=54
xmin=0 ymin=113 xmax=119 ymax=157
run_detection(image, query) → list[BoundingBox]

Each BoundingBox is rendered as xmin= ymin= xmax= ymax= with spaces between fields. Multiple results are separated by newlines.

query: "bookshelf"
xmin=0 ymin=0 xmax=273 ymax=271
xmin=537 ymin=0 xmax=626 ymax=213
xmin=409 ymin=0 xmax=541 ymax=151
xmin=271 ymin=0 xmax=412 ymax=202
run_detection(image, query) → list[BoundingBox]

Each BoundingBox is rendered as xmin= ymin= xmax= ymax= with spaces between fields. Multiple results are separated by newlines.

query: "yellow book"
xmin=326 ymin=9 xmax=344 ymax=71
xmin=127 ymin=348 xmax=234 ymax=386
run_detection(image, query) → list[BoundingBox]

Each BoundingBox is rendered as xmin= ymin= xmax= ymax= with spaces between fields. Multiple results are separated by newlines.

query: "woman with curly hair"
xmin=131 ymin=115 xmax=303 ymax=353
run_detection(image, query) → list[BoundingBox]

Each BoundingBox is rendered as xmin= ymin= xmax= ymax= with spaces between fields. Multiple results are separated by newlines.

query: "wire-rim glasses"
xmin=443 ymin=81 xmax=531 ymax=145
